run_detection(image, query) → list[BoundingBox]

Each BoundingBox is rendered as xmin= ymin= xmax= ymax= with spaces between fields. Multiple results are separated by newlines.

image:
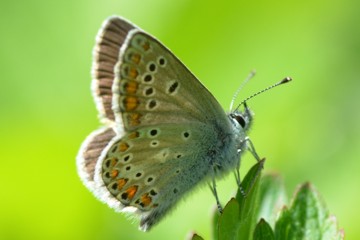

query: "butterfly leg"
xmin=234 ymin=155 xmax=246 ymax=197
xmin=238 ymin=137 xmax=265 ymax=196
xmin=235 ymin=138 xmax=264 ymax=197
xmin=245 ymin=137 xmax=261 ymax=162
xmin=209 ymin=175 xmax=223 ymax=213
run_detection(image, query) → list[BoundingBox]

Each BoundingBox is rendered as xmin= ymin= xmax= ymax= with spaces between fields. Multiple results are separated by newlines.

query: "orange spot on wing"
xmin=128 ymin=113 xmax=141 ymax=126
xmin=125 ymin=81 xmax=138 ymax=94
xmin=126 ymin=185 xmax=138 ymax=200
xmin=142 ymin=42 xmax=150 ymax=51
xmin=111 ymin=169 xmax=119 ymax=178
xmin=111 ymin=157 xmax=118 ymax=167
xmin=128 ymin=131 xmax=140 ymax=139
xmin=118 ymin=142 xmax=129 ymax=152
xmin=117 ymin=178 xmax=128 ymax=190
xmin=140 ymin=193 xmax=152 ymax=207
xmin=128 ymin=68 xmax=139 ymax=79
xmin=124 ymin=96 xmax=139 ymax=111
xmin=122 ymin=66 xmax=139 ymax=80
xmin=131 ymin=53 xmax=141 ymax=64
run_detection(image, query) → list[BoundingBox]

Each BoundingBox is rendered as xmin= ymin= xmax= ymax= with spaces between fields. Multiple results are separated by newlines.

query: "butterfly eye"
xmin=234 ymin=115 xmax=246 ymax=128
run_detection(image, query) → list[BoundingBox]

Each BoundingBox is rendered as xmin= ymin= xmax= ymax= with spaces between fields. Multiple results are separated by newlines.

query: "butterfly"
xmin=76 ymin=16 xmax=291 ymax=231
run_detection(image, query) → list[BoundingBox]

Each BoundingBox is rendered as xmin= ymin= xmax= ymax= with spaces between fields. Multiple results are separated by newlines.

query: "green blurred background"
xmin=1 ymin=0 xmax=359 ymax=239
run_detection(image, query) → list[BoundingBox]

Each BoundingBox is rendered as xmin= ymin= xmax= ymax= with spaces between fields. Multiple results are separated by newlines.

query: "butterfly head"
xmin=229 ymin=101 xmax=253 ymax=131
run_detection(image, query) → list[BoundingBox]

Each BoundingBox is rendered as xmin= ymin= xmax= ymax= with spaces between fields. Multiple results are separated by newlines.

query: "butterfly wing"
xmin=111 ymin=29 xmax=229 ymax=130
xmin=77 ymin=127 xmax=116 ymax=192
xmin=82 ymin=16 xmax=238 ymax=231
xmin=77 ymin=18 xmax=135 ymax=192
xmin=92 ymin=17 xmax=135 ymax=124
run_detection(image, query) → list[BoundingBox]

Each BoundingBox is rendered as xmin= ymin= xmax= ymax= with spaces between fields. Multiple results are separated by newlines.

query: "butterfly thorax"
xmin=201 ymin=106 xmax=252 ymax=181
xmin=210 ymin=107 xmax=254 ymax=174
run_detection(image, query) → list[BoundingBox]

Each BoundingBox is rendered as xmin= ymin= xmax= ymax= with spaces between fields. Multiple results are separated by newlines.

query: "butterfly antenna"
xmin=234 ymin=77 xmax=292 ymax=112
xmin=229 ymin=70 xmax=256 ymax=111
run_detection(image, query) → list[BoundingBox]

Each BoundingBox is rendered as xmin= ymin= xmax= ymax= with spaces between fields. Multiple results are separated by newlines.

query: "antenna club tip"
xmin=281 ymin=77 xmax=292 ymax=84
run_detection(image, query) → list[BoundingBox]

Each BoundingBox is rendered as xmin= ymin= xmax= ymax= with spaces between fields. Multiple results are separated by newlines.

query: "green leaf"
xmin=235 ymin=159 xmax=264 ymax=205
xmin=253 ymin=219 xmax=275 ymax=240
xmin=218 ymin=198 xmax=240 ymax=240
xmin=212 ymin=207 xmax=221 ymax=240
xmin=213 ymin=160 xmax=264 ymax=240
xmin=274 ymin=182 xmax=344 ymax=240
xmin=256 ymin=173 xmax=287 ymax=227
xmin=274 ymin=206 xmax=292 ymax=239
xmin=236 ymin=159 xmax=264 ymax=240
xmin=190 ymin=233 xmax=204 ymax=240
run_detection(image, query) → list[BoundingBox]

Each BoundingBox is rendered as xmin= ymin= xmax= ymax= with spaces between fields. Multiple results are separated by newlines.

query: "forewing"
xmin=112 ymin=28 xmax=228 ymax=131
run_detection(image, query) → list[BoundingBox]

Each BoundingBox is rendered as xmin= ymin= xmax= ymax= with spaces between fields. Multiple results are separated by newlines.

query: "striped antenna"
xmin=229 ymin=70 xmax=256 ymax=111
xmin=234 ymin=77 xmax=292 ymax=112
